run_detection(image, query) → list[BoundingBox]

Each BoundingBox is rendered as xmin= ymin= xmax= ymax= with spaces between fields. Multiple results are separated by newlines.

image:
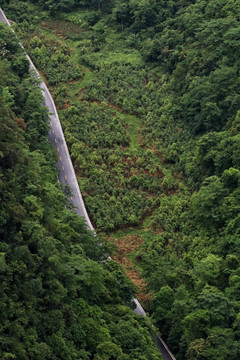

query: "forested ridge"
xmin=0 ymin=19 xmax=163 ymax=360
xmin=1 ymin=0 xmax=240 ymax=359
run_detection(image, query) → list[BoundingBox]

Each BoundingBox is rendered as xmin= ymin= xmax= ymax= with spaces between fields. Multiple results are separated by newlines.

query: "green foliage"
xmin=59 ymin=101 xmax=162 ymax=231
xmin=4 ymin=0 xmax=240 ymax=358
xmin=26 ymin=34 xmax=83 ymax=85
xmin=0 ymin=21 xmax=162 ymax=360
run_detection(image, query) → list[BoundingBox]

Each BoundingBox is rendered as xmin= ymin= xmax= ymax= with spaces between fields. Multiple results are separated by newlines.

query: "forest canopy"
xmin=1 ymin=0 xmax=240 ymax=359
xmin=0 ymin=21 xmax=162 ymax=360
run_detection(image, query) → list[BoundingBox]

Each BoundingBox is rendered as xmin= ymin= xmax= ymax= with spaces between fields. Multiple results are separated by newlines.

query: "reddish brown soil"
xmin=15 ymin=118 xmax=26 ymax=131
xmin=63 ymin=102 xmax=71 ymax=109
xmin=107 ymin=102 xmax=128 ymax=114
xmin=77 ymin=92 xmax=139 ymax=117
xmin=110 ymin=234 xmax=152 ymax=304
xmin=39 ymin=20 xmax=87 ymax=39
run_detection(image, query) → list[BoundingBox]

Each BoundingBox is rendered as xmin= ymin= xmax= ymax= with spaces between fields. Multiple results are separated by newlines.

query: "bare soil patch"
xmin=110 ymin=234 xmax=152 ymax=304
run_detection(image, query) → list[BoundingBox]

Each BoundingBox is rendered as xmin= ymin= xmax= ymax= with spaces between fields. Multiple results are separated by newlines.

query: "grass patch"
xmin=39 ymin=19 xmax=85 ymax=38
xmin=142 ymin=214 xmax=153 ymax=229
xmin=66 ymin=70 xmax=95 ymax=100
xmin=66 ymin=38 xmax=83 ymax=62
xmin=78 ymin=69 xmax=95 ymax=88
xmin=120 ymin=113 xmax=142 ymax=151
xmin=61 ymin=9 xmax=100 ymax=28
xmin=82 ymin=49 xmax=144 ymax=68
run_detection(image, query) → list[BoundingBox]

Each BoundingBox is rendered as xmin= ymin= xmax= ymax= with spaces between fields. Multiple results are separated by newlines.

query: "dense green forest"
xmin=0 ymin=20 xmax=163 ymax=360
xmin=2 ymin=0 xmax=240 ymax=359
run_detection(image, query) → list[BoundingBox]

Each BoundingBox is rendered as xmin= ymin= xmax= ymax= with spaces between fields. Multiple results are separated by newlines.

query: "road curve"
xmin=0 ymin=8 xmax=176 ymax=360
xmin=0 ymin=8 xmax=94 ymax=232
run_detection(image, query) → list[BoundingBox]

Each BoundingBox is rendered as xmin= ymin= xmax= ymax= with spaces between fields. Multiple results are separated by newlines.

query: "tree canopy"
xmin=2 ymin=0 xmax=240 ymax=358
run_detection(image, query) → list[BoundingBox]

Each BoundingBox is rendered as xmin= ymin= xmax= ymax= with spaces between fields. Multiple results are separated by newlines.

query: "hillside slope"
xmin=0 ymin=21 xmax=162 ymax=360
xmin=3 ymin=0 xmax=240 ymax=359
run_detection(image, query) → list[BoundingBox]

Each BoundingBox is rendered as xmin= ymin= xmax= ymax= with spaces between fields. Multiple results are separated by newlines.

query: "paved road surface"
xmin=41 ymin=76 xmax=94 ymax=232
xmin=0 ymin=8 xmax=176 ymax=360
xmin=0 ymin=9 xmax=6 ymax=23
xmin=0 ymin=8 xmax=94 ymax=232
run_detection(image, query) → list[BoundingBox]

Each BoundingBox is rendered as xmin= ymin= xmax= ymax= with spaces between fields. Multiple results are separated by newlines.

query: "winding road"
xmin=0 ymin=8 xmax=176 ymax=360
